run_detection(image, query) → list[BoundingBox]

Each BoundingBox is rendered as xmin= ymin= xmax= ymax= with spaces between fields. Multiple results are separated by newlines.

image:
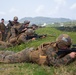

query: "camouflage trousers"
xmin=0 ymin=48 xmax=34 ymax=63
xmin=8 ymin=33 xmax=27 ymax=45
xmin=0 ymin=32 xmax=5 ymax=41
xmin=0 ymin=47 xmax=48 ymax=65
xmin=0 ymin=33 xmax=27 ymax=48
xmin=0 ymin=41 xmax=12 ymax=48
xmin=0 ymin=33 xmax=2 ymax=41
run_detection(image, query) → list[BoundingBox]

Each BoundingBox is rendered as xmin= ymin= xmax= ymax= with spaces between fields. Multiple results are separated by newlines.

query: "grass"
xmin=0 ymin=27 xmax=76 ymax=75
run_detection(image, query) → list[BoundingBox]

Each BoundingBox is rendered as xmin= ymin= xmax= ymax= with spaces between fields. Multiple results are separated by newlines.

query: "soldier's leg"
xmin=0 ymin=33 xmax=2 ymax=41
xmin=17 ymin=33 xmax=27 ymax=44
xmin=0 ymin=51 xmax=15 ymax=62
xmin=0 ymin=47 xmax=34 ymax=63
xmin=6 ymin=31 xmax=11 ymax=41
xmin=0 ymin=41 xmax=12 ymax=48
xmin=10 ymin=27 xmax=16 ymax=38
xmin=0 ymin=51 xmax=14 ymax=55
xmin=8 ymin=37 xmax=17 ymax=46
xmin=2 ymin=32 xmax=5 ymax=41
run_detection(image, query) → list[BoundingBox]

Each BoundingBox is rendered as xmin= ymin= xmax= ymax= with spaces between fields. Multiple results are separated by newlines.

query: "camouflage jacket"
xmin=0 ymin=22 xmax=6 ymax=32
xmin=44 ymin=42 xmax=75 ymax=67
xmin=28 ymin=42 xmax=75 ymax=67
xmin=10 ymin=22 xmax=22 ymax=37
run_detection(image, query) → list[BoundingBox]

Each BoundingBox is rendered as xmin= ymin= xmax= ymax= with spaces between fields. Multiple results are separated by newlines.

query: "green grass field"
xmin=0 ymin=27 xmax=76 ymax=75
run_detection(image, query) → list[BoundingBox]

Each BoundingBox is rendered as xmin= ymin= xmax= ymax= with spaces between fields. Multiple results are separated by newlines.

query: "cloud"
xmin=52 ymin=0 xmax=67 ymax=13
xmin=48 ymin=0 xmax=67 ymax=17
xmin=49 ymin=6 xmax=59 ymax=16
xmin=0 ymin=11 xmax=6 ymax=15
xmin=54 ymin=0 xmax=66 ymax=5
xmin=35 ymin=5 xmax=45 ymax=14
xmin=70 ymin=3 xmax=76 ymax=9
xmin=35 ymin=5 xmax=60 ymax=17
xmin=9 ymin=8 xmax=18 ymax=13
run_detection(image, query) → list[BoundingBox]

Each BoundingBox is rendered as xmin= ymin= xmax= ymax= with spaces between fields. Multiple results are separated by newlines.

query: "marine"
xmin=0 ymin=34 xmax=75 ymax=67
xmin=0 ymin=18 xmax=6 ymax=41
xmin=9 ymin=19 xmax=31 ymax=45
xmin=0 ymin=19 xmax=33 ymax=47
xmin=5 ymin=16 xmax=21 ymax=41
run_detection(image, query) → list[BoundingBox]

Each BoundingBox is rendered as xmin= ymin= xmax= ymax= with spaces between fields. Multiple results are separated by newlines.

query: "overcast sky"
xmin=0 ymin=0 xmax=76 ymax=20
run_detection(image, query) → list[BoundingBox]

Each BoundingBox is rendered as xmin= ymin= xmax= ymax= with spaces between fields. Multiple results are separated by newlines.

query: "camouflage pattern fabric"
xmin=0 ymin=22 xmax=6 ymax=41
xmin=0 ymin=41 xmax=12 ymax=48
xmin=6 ymin=20 xmax=21 ymax=42
xmin=0 ymin=41 xmax=12 ymax=47
xmin=0 ymin=51 xmax=15 ymax=62
xmin=0 ymin=33 xmax=2 ymax=41
xmin=46 ymin=42 xmax=75 ymax=67
xmin=8 ymin=22 xmax=27 ymax=45
xmin=0 ymin=22 xmax=27 ymax=46
xmin=17 ymin=33 xmax=27 ymax=44
xmin=8 ymin=37 xmax=17 ymax=45
xmin=10 ymin=22 xmax=21 ymax=38
xmin=5 ymin=31 xmax=11 ymax=41
xmin=0 ymin=42 xmax=75 ymax=67
xmin=8 ymin=33 xmax=27 ymax=45
xmin=0 ymin=47 xmax=34 ymax=63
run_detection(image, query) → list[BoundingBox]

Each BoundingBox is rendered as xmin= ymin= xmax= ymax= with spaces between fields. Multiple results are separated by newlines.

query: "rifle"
xmin=26 ymin=27 xmax=33 ymax=29
xmin=72 ymin=44 xmax=76 ymax=48
xmin=56 ymin=48 xmax=76 ymax=58
xmin=25 ymin=33 xmax=56 ymax=40
xmin=18 ymin=25 xmax=33 ymax=34
xmin=26 ymin=34 xmax=47 ymax=40
xmin=8 ymin=20 xmax=13 ymax=26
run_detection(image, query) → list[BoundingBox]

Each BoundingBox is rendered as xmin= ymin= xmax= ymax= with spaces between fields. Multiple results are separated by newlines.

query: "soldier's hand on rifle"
xmin=69 ymin=52 xmax=76 ymax=58
xmin=22 ymin=28 xmax=27 ymax=31
xmin=2 ymin=30 xmax=4 ymax=32
xmin=31 ymin=38 xmax=36 ymax=41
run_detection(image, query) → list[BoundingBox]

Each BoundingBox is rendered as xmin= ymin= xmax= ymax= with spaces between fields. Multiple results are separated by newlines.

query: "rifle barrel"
xmin=56 ymin=48 xmax=76 ymax=57
xmin=72 ymin=44 xmax=76 ymax=47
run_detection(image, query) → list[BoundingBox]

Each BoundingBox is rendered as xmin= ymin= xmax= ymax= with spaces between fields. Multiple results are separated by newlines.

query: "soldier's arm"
xmin=46 ymin=48 xmax=75 ymax=67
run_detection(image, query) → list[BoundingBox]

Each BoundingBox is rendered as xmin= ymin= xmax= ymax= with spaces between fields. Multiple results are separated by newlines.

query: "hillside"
xmin=4 ymin=17 xmax=72 ymax=25
xmin=0 ymin=27 xmax=76 ymax=75
xmin=19 ymin=17 xmax=71 ymax=24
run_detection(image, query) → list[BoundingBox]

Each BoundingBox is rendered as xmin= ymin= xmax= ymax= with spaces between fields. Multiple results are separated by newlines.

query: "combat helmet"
xmin=13 ymin=16 xmax=18 ymax=21
xmin=1 ymin=18 xmax=4 ymax=20
xmin=56 ymin=34 xmax=72 ymax=48
xmin=25 ymin=29 xmax=35 ymax=36
xmin=24 ymin=20 xmax=30 ymax=25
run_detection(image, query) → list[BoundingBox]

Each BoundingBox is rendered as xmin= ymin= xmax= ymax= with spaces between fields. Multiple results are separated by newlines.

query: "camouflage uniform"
xmin=8 ymin=22 xmax=25 ymax=45
xmin=0 ymin=41 xmax=12 ymax=48
xmin=8 ymin=20 xmax=34 ymax=45
xmin=7 ymin=16 xmax=27 ymax=45
xmin=6 ymin=29 xmax=35 ymax=46
xmin=0 ymin=21 xmax=6 ymax=41
xmin=0 ymin=42 xmax=75 ymax=67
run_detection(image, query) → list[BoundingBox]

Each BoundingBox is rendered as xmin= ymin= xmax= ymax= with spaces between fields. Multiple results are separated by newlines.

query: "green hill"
xmin=19 ymin=17 xmax=71 ymax=24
